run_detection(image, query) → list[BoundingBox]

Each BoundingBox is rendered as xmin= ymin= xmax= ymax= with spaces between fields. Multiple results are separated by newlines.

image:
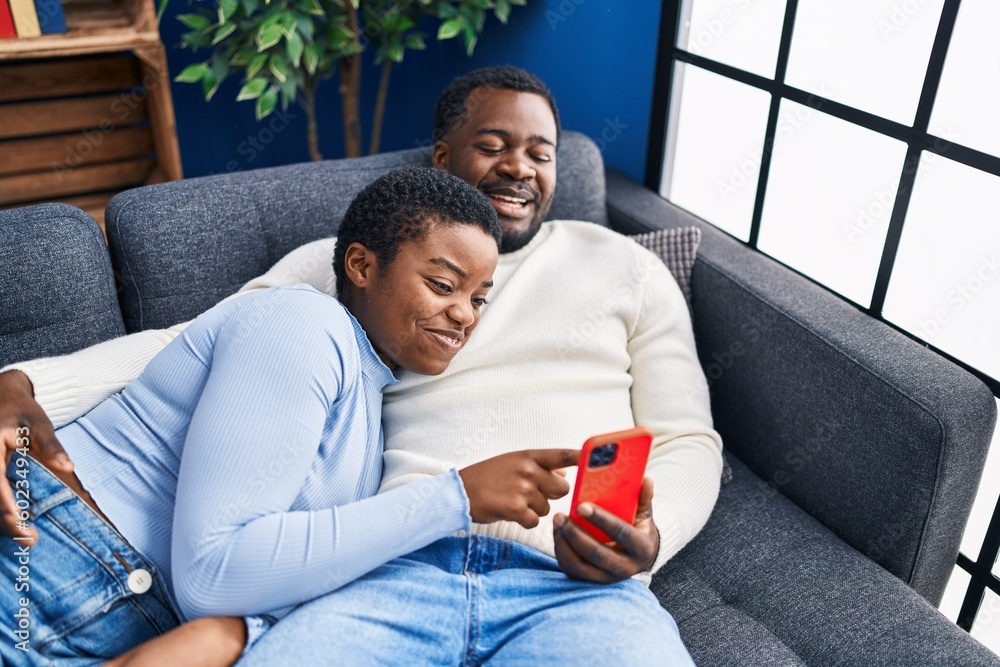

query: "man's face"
xmin=433 ymin=88 xmax=558 ymax=253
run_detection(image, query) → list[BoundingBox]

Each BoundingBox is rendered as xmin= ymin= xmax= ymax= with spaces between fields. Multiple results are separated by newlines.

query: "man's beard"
xmin=499 ymin=216 xmax=544 ymax=253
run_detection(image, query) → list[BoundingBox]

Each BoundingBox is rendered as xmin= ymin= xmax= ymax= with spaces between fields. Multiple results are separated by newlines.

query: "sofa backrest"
xmin=106 ymin=131 xmax=607 ymax=333
xmin=0 ymin=203 xmax=125 ymax=367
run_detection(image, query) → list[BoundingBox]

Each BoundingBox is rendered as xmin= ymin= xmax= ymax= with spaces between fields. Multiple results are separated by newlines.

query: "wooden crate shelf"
xmin=0 ymin=0 xmax=180 ymax=233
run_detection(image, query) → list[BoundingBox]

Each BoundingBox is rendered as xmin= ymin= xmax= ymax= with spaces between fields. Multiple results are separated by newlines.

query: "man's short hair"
xmin=332 ymin=166 xmax=502 ymax=297
xmin=433 ymin=65 xmax=562 ymax=142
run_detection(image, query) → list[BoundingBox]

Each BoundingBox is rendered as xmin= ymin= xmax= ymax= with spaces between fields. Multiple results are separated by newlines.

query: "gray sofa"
xmin=1 ymin=132 xmax=997 ymax=666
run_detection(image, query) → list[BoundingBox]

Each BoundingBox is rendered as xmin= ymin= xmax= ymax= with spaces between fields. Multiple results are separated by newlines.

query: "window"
xmin=648 ymin=0 xmax=1000 ymax=639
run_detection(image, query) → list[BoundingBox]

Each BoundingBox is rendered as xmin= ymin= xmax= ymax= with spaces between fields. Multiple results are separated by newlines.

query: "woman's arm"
xmin=170 ymin=288 xmax=470 ymax=620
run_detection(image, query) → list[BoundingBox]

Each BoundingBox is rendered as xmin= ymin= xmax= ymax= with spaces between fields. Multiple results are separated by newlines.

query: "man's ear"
xmin=343 ymin=242 xmax=377 ymax=289
xmin=432 ymin=140 xmax=449 ymax=170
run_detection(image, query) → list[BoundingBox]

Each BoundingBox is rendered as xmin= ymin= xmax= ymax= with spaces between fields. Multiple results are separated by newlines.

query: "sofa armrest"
xmin=0 ymin=203 xmax=125 ymax=367
xmin=605 ymin=168 xmax=998 ymax=604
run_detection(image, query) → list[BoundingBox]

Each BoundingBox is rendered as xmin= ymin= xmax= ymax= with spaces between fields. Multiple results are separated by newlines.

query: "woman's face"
xmin=346 ymin=222 xmax=499 ymax=375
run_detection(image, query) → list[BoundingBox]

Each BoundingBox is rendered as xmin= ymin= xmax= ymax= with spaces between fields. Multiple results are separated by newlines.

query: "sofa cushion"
xmin=630 ymin=226 xmax=700 ymax=308
xmin=653 ymin=456 xmax=999 ymax=666
xmin=0 ymin=204 xmax=125 ymax=367
xmin=106 ymin=131 xmax=606 ymax=333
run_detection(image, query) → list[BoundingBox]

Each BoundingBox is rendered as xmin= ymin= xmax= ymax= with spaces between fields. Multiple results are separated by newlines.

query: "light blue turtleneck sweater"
xmin=56 ymin=285 xmax=470 ymax=621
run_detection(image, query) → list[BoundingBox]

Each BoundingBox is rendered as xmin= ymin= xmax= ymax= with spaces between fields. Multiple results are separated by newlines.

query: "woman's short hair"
xmin=332 ymin=166 xmax=501 ymax=297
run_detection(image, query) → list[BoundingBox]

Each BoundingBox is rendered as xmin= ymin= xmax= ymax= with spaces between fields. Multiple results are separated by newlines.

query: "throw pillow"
xmin=629 ymin=226 xmax=734 ymax=486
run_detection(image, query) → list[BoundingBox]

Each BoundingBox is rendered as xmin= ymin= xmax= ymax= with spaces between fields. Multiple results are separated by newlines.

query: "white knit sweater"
xmin=7 ymin=220 xmax=722 ymax=578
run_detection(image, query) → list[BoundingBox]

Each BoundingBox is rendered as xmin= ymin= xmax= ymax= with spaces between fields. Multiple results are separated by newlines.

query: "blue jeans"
xmin=239 ymin=534 xmax=695 ymax=666
xmin=0 ymin=457 xmax=180 ymax=666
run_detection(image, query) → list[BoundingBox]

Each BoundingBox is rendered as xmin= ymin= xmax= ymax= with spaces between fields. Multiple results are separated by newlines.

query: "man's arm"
xmin=1 ymin=237 xmax=338 ymax=428
xmin=554 ymin=244 xmax=723 ymax=581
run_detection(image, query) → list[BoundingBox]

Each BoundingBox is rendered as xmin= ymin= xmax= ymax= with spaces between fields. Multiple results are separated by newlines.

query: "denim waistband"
xmin=3 ymin=455 xmax=179 ymax=658
xmin=406 ymin=534 xmax=558 ymax=576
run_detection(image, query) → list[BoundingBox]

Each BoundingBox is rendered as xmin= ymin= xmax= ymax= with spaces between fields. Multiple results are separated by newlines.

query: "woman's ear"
xmin=432 ymin=140 xmax=449 ymax=170
xmin=343 ymin=242 xmax=377 ymax=290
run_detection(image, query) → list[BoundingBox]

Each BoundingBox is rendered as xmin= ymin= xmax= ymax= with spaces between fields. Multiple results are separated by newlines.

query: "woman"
xmin=1 ymin=167 xmax=575 ymax=666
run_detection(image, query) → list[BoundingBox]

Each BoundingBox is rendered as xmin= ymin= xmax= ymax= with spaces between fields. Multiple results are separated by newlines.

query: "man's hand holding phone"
xmin=554 ymin=426 xmax=660 ymax=583
xmin=553 ymin=476 xmax=659 ymax=584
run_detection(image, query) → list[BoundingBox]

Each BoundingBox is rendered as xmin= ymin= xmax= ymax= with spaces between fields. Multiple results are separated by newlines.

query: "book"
xmin=33 ymin=0 xmax=64 ymax=33
xmin=0 ymin=0 xmax=17 ymax=38
xmin=8 ymin=0 xmax=40 ymax=37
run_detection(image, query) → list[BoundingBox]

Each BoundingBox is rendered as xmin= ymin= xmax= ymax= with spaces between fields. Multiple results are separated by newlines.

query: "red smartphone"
xmin=568 ymin=426 xmax=652 ymax=543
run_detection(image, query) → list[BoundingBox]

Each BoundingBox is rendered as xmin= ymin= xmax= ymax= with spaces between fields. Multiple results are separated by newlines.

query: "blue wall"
xmin=159 ymin=1 xmax=662 ymax=184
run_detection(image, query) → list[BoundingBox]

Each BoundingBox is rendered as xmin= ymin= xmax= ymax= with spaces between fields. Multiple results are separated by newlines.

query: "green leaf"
xmin=301 ymin=0 xmax=323 ymax=15
xmin=174 ymin=62 xmax=207 ymax=83
xmin=463 ymin=27 xmax=477 ymax=56
xmin=257 ymin=23 xmax=283 ymax=50
xmin=178 ymin=13 xmax=211 ymax=31
xmin=218 ymin=0 xmax=238 ymax=23
xmin=269 ymin=55 xmax=289 ymax=83
xmin=278 ymin=13 xmax=297 ymax=38
xmin=230 ymin=50 xmax=251 ymax=66
xmin=236 ymin=76 xmax=268 ymax=100
xmin=286 ymin=31 xmax=304 ymax=67
xmin=211 ymin=22 xmax=237 ymax=45
xmin=296 ymin=16 xmax=315 ymax=41
xmin=202 ymin=68 xmax=220 ymax=101
xmin=437 ymin=17 xmax=461 ymax=40
xmin=210 ymin=50 xmax=230 ymax=87
xmin=397 ymin=15 xmax=415 ymax=31
xmin=278 ymin=75 xmax=298 ymax=108
xmin=242 ymin=0 xmax=258 ymax=14
xmin=303 ymin=42 xmax=320 ymax=74
xmin=404 ymin=33 xmax=425 ymax=50
xmin=256 ymin=87 xmax=278 ymax=120
xmin=388 ymin=42 xmax=404 ymax=62
xmin=494 ymin=0 xmax=510 ymax=24
xmin=247 ymin=52 xmax=268 ymax=78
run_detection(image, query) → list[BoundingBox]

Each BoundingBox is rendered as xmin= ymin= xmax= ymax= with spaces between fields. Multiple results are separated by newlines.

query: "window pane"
xmin=678 ymin=0 xmax=788 ymax=78
xmin=972 ymin=589 xmax=1000 ymax=656
xmin=757 ymin=101 xmax=908 ymax=307
xmin=785 ymin=0 xmax=945 ymax=125
xmin=882 ymin=156 xmax=1000 ymax=380
xmin=939 ymin=565 xmax=972 ymax=623
xmin=662 ymin=63 xmax=771 ymax=241
xmin=928 ymin=0 xmax=1000 ymax=158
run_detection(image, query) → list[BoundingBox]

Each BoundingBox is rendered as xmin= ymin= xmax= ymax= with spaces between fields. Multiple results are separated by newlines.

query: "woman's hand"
xmin=459 ymin=449 xmax=579 ymax=528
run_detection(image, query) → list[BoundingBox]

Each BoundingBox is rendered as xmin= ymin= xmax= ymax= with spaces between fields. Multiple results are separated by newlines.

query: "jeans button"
xmin=128 ymin=569 xmax=152 ymax=594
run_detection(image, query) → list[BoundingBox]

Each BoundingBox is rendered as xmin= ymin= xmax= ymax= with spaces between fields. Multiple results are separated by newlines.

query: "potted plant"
xmin=174 ymin=0 xmax=526 ymax=160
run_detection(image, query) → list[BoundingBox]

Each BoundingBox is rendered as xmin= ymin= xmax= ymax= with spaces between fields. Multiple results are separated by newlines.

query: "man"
xmin=0 ymin=67 xmax=721 ymax=663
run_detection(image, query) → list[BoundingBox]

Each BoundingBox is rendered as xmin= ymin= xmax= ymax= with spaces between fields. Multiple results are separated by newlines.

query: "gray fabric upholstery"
xmin=0 ymin=204 xmax=124 ymax=367
xmin=629 ymin=226 xmax=700 ymax=307
xmin=105 ymin=131 xmax=606 ymax=333
xmin=605 ymin=167 xmax=998 ymax=606
xmin=655 ymin=457 xmax=1000 ymax=666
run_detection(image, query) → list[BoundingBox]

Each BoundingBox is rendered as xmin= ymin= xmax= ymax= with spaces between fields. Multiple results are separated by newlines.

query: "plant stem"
xmin=339 ymin=5 xmax=363 ymax=157
xmin=303 ymin=81 xmax=322 ymax=162
xmin=369 ymin=59 xmax=393 ymax=155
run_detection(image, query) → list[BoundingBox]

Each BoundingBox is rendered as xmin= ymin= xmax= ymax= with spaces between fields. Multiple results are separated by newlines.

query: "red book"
xmin=0 ymin=0 xmax=17 ymax=38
